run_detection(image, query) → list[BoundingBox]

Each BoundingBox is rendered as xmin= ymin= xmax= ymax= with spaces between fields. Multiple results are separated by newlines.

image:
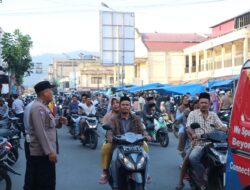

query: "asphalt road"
xmin=10 ymin=125 xmax=191 ymax=190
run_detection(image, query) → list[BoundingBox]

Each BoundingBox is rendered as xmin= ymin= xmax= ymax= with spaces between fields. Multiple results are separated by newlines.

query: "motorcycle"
xmin=144 ymin=112 xmax=169 ymax=147
xmin=188 ymin=123 xmax=227 ymax=190
xmin=172 ymin=120 xmax=179 ymax=138
xmin=0 ymin=117 xmax=21 ymax=165
xmin=80 ymin=114 xmax=99 ymax=149
xmin=217 ymin=108 xmax=231 ymax=126
xmin=68 ymin=114 xmax=80 ymax=139
xmin=95 ymin=104 xmax=107 ymax=123
xmin=0 ymin=138 xmax=21 ymax=190
xmin=102 ymin=124 xmax=148 ymax=190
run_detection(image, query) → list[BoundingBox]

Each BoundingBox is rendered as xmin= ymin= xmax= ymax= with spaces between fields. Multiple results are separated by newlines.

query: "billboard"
xmin=100 ymin=11 xmax=135 ymax=65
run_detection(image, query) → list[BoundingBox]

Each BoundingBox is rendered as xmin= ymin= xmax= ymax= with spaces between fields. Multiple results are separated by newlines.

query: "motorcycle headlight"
xmin=159 ymin=117 xmax=164 ymax=123
xmin=88 ymin=125 xmax=97 ymax=129
xmin=210 ymin=148 xmax=227 ymax=164
xmin=137 ymin=156 xmax=146 ymax=169
xmin=119 ymin=153 xmax=135 ymax=170
xmin=123 ymin=157 xmax=135 ymax=170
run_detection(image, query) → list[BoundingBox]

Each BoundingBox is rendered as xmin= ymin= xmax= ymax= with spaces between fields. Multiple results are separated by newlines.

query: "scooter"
xmin=102 ymin=124 xmax=148 ymax=190
xmin=188 ymin=123 xmax=227 ymax=190
xmin=80 ymin=114 xmax=99 ymax=150
xmin=69 ymin=114 xmax=80 ymax=139
xmin=144 ymin=113 xmax=169 ymax=147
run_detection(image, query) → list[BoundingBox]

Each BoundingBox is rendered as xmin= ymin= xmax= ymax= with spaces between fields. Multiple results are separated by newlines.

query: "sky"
xmin=0 ymin=0 xmax=249 ymax=56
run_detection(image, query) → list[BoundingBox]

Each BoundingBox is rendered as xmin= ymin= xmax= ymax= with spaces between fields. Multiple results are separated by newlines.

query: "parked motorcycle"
xmin=80 ymin=114 xmax=99 ymax=149
xmin=0 ymin=117 xmax=21 ymax=165
xmin=188 ymin=123 xmax=227 ymax=190
xmin=102 ymin=124 xmax=148 ymax=190
xmin=0 ymin=138 xmax=21 ymax=190
xmin=144 ymin=113 xmax=169 ymax=147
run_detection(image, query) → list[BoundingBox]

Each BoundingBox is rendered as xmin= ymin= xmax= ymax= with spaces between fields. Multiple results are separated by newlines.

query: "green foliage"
xmin=0 ymin=29 xmax=33 ymax=85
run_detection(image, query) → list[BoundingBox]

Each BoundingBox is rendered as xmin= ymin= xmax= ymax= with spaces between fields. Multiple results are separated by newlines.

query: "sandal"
xmin=99 ymin=174 xmax=108 ymax=184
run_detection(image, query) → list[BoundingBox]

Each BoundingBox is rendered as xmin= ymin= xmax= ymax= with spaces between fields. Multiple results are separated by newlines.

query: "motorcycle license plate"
xmin=123 ymin=146 xmax=142 ymax=153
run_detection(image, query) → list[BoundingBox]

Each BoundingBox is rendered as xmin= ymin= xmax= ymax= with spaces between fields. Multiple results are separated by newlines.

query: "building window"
xmin=235 ymin=12 xmax=250 ymax=29
xmin=185 ymin=56 xmax=189 ymax=73
xmin=91 ymin=77 xmax=102 ymax=84
xmin=192 ymin=56 xmax=196 ymax=72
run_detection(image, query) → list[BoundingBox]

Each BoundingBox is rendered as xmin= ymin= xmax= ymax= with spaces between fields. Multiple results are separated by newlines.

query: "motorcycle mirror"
xmin=190 ymin=123 xmax=201 ymax=129
xmin=102 ymin=124 xmax=112 ymax=130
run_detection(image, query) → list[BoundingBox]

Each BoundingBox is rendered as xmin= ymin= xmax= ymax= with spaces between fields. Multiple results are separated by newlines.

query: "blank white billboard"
xmin=100 ymin=11 xmax=135 ymax=65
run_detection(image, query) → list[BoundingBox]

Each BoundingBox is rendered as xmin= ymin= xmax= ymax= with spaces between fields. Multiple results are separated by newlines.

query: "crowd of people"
xmin=0 ymin=81 xmax=233 ymax=190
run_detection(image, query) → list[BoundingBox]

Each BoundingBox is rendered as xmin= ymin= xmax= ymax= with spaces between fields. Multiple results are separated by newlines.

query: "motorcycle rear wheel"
xmin=0 ymin=170 xmax=11 ymax=190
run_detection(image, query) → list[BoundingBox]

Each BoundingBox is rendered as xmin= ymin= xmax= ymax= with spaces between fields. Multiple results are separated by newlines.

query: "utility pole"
xmin=0 ymin=27 xmax=3 ymax=67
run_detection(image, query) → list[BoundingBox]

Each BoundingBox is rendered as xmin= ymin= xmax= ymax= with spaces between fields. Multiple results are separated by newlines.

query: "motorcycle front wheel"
xmin=173 ymin=123 xmax=179 ymax=138
xmin=0 ymin=170 xmax=11 ymax=190
xmin=157 ymin=132 xmax=169 ymax=147
xmin=7 ymin=148 xmax=18 ymax=166
xmin=127 ymin=180 xmax=144 ymax=190
xmin=89 ymin=133 xmax=98 ymax=150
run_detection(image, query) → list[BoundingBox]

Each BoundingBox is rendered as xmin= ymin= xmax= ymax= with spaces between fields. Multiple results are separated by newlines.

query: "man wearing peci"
xmin=26 ymin=81 xmax=67 ymax=190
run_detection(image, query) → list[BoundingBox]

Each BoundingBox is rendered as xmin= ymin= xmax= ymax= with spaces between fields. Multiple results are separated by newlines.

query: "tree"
xmin=0 ymin=29 xmax=33 ymax=85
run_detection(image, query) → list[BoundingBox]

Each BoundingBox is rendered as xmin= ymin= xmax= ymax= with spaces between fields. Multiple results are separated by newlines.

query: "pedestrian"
xmin=26 ymin=81 xmax=67 ymax=190
xmin=12 ymin=94 xmax=25 ymax=135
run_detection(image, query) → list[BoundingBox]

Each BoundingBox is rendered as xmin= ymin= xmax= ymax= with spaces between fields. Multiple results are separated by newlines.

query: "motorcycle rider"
xmin=99 ymin=96 xmax=151 ymax=190
xmin=176 ymin=95 xmax=190 ymax=158
xmin=79 ymin=95 xmax=96 ymax=140
xmin=68 ymin=95 xmax=79 ymax=115
xmin=143 ymin=96 xmax=160 ymax=125
xmin=186 ymin=92 xmax=227 ymax=190
xmin=144 ymin=103 xmax=157 ymax=139
xmin=99 ymin=96 xmax=120 ymax=184
xmin=102 ymin=97 xmax=120 ymax=125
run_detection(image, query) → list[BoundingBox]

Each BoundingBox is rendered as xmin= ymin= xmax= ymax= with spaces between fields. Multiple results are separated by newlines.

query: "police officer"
xmin=26 ymin=81 xmax=67 ymax=190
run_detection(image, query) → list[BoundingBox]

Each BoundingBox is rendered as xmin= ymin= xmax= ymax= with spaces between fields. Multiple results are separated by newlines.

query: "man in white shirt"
xmin=138 ymin=92 xmax=146 ymax=112
xmin=78 ymin=95 xmax=96 ymax=140
xmin=12 ymin=94 xmax=25 ymax=135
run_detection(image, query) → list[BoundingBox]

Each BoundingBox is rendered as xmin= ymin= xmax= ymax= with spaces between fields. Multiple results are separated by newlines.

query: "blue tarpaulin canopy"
xmin=123 ymin=83 xmax=168 ymax=93
xmin=156 ymin=83 xmax=206 ymax=96
xmin=207 ymin=75 xmax=239 ymax=89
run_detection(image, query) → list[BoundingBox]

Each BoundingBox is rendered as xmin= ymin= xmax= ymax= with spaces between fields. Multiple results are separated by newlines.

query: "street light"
xmin=101 ymin=2 xmax=115 ymax=11
xmin=62 ymin=53 xmax=76 ymax=90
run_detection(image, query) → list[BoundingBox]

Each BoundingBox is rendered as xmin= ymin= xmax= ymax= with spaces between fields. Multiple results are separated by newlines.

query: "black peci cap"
xmin=34 ymin=81 xmax=55 ymax=94
xmin=199 ymin=92 xmax=210 ymax=101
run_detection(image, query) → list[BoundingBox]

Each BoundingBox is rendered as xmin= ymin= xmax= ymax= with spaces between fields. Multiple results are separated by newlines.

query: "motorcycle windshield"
xmin=115 ymin=132 xmax=144 ymax=144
